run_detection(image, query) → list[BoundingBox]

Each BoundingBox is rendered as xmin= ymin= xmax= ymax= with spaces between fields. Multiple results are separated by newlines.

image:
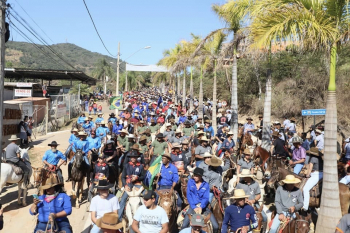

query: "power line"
xmin=82 ymin=0 xmax=117 ymax=57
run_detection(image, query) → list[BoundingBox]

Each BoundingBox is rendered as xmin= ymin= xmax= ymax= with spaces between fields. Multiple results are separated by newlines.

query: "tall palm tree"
xmin=92 ymin=59 xmax=115 ymax=94
xmin=250 ymin=0 xmax=349 ymax=231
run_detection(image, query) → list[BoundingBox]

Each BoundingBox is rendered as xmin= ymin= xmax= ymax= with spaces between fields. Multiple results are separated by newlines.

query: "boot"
xmin=213 ymin=230 xmax=219 ymax=233
xmin=262 ymin=221 xmax=268 ymax=233
xmin=66 ymin=163 xmax=72 ymax=182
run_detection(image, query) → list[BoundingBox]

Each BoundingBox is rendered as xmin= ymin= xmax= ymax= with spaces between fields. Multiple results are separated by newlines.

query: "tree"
xmin=91 ymin=59 xmax=115 ymax=94
xmin=250 ymin=0 xmax=350 ymax=231
xmin=69 ymin=84 xmax=90 ymax=96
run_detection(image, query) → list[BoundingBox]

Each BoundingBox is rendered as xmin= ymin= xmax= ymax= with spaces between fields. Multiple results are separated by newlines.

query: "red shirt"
xmin=130 ymin=118 xmax=139 ymax=124
xmin=163 ymin=105 xmax=169 ymax=113
xmin=157 ymin=117 xmax=165 ymax=123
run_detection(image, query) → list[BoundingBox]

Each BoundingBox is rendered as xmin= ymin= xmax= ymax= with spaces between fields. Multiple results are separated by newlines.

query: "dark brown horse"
xmin=71 ymin=149 xmax=89 ymax=208
xmin=239 ymin=133 xmax=254 ymax=155
xmin=252 ymin=146 xmax=270 ymax=174
xmin=277 ymin=212 xmax=312 ymax=233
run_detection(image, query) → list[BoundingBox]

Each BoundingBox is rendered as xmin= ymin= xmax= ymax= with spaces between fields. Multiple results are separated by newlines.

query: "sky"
xmin=8 ymin=0 xmax=228 ymax=67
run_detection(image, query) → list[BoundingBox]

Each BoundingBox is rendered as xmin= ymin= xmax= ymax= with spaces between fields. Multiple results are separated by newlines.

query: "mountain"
xmin=5 ymin=41 xmax=123 ymax=75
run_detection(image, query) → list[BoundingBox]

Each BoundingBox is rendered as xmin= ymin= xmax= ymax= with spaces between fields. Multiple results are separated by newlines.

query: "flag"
xmin=157 ymin=95 xmax=163 ymax=107
xmin=144 ymin=155 xmax=162 ymax=189
xmin=109 ymin=95 xmax=123 ymax=110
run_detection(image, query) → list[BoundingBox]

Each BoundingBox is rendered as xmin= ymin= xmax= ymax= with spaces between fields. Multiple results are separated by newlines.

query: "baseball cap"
xmin=143 ymin=190 xmax=156 ymax=200
xmin=190 ymin=214 xmax=205 ymax=227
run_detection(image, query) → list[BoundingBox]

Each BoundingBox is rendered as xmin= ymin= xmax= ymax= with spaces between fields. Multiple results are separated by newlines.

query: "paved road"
xmin=0 ymin=101 xmax=114 ymax=233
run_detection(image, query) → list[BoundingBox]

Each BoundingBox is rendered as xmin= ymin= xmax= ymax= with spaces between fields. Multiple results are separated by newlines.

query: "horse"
xmin=252 ymin=146 xmax=271 ymax=175
xmin=272 ymin=212 xmax=312 ymax=233
xmin=0 ymin=147 xmax=32 ymax=206
xmin=156 ymin=189 xmax=177 ymax=233
xmin=123 ymin=186 xmax=144 ymax=232
xmin=267 ymin=167 xmax=350 ymax=215
xmin=239 ymin=133 xmax=254 ymax=155
xmin=107 ymin=122 xmax=113 ymax=134
xmin=71 ymin=149 xmax=89 ymax=208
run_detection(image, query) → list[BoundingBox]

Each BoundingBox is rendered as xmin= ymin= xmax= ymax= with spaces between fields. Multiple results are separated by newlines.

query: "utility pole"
xmin=115 ymin=42 xmax=120 ymax=115
xmin=0 ymin=1 xmax=7 ymax=181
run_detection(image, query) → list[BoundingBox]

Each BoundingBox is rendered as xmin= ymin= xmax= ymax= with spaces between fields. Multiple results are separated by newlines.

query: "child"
xmin=93 ymin=102 xmax=98 ymax=115
xmin=89 ymin=105 xmax=93 ymax=115
xmin=98 ymin=104 xmax=102 ymax=113
xmin=88 ymin=154 xmax=110 ymax=201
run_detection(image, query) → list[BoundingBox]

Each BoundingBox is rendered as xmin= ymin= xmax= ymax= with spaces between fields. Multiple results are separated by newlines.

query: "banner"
xmin=144 ymin=155 xmax=163 ymax=189
xmin=16 ymin=82 xmax=32 ymax=87
xmin=14 ymin=89 xmax=32 ymax=97
xmin=109 ymin=95 xmax=123 ymax=110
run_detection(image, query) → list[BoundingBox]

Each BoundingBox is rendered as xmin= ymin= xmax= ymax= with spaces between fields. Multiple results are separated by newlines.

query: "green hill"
xmin=5 ymin=41 xmax=123 ymax=75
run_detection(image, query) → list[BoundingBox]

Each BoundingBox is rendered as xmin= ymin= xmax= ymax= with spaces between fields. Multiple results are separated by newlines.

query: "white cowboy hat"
xmin=127 ymin=134 xmax=135 ymax=138
xmin=346 ymin=137 xmax=350 ymax=143
xmin=281 ymin=175 xmax=301 ymax=184
xmin=165 ymin=123 xmax=172 ymax=127
xmin=78 ymin=131 xmax=87 ymax=136
xmin=200 ymin=136 xmax=209 ymax=141
xmin=230 ymin=189 xmax=250 ymax=199
xmin=172 ymin=142 xmax=181 ymax=148
xmin=100 ymin=120 xmax=105 ymax=124
xmin=8 ymin=135 xmax=19 ymax=141
xmin=119 ymin=129 xmax=129 ymax=135
xmin=203 ymin=152 xmax=212 ymax=158
xmin=239 ymin=169 xmax=256 ymax=179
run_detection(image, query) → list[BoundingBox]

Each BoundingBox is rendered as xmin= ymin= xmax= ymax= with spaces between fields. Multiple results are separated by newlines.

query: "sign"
xmin=222 ymin=100 xmax=227 ymax=107
xmin=16 ymin=82 xmax=32 ymax=87
xmin=301 ymin=109 xmax=326 ymax=116
xmin=14 ymin=89 xmax=32 ymax=97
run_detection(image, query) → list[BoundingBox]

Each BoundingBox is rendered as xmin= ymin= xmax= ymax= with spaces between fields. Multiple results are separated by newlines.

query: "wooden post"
xmin=68 ymin=95 xmax=71 ymax=120
xmin=0 ymin=1 xmax=6 ymax=181
xmin=302 ymin=116 xmax=305 ymax=133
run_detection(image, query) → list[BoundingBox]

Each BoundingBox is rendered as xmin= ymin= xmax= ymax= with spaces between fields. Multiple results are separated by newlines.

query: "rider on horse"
xmin=82 ymin=117 xmax=93 ymax=136
xmin=112 ymin=120 xmax=123 ymax=135
xmin=169 ymin=129 xmax=183 ymax=144
xmin=117 ymin=129 xmax=129 ymax=151
xmin=221 ymin=189 xmax=258 ymax=233
xmin=243 ymin=117 xmax=255 ymax=135
xmin=269 ymin=175 xmax=304 ymax=233
xmin=87 ymin=131 xmax=101 ymax=156
xmin=136 ymin=120 xmax=147 ymax=136
xmin=149 ymin=119 xmax=160 ymax=134
xmin=150 ymin=133 xmax=169 ymax=160
xmin=42 ymin=141 xmax=66 ymax=183
xmin=96 ymin=121 xmax=109 ymax=139
xmin=139 ymin=135 xmax=149 ymax=154
xmin=271 ymin=131 xmax=289 ymax=157
xmin=95 ymin=113 xmax=104 ymax=124
xmin=69 ymin=128 xmax=79 ymax=145
xmin=108 ymin=113 xmax=117 ymax=125
xmin=118 ymin=150 xmax=145 ymax=221
xmin=194 ymin=136 xmax=212 ymax=167
xmin=289 ymin=136 xmax=306 ymax=174
xmin=88 ymin=153 xmax=109 ymax=201
xmin=77 ymin=113 xmax=86 ymax=125
xmin=181 ymin=167 xmax=219 ymax=233
xmin=183 ymin=121 xmax=194 ymax=138
xmin=237 ymin=149 xmax=255 ymax=176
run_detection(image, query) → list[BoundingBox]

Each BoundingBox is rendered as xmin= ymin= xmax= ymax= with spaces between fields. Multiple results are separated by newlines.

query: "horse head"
xmin=74 ymin=149 xmax=84 ymax=168
xmin=125 ymin=186 xmax=144 ymax=225
xmin=156 ymin=189 xmax=175 ymax=218
xmin=294 ymin=212 xmax=312 ymax=233
xmin=32 ymin=167 xmax=46 ymax=188
xmin=267 ymin=169 xmax=279 ymax=189
xmin=20 ymin=146 xmax=32 ymax=163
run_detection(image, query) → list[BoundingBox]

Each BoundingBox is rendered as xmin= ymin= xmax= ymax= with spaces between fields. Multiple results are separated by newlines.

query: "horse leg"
xmin=71 ymin=181 xmax=76 ymax=199
xmin=22 ymin=186 xmax=28 ymax=206
xmin=75 ymin=181 xmax=80 ymax=209
xmin=17 ymin=182 xmax=22 ymax=205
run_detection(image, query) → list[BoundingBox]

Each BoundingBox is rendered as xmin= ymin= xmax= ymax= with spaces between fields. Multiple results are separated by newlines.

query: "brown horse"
xmin=252 ymin=146 xmax=270 ymax=174
xmin=277 ymin=212 xmax=312 ymax=233
xmin=71 ymin=149 xmax=89 ymax=208
xmin=107 ymin=122 xmax=113 ymax=134
xmin=180 ymin=174 xmax=189 ymax=205
xmin=156 ymin=189 xmax=177 ymax=233
xmin=253 ymin=204 xmax=264 ymax=233
xmin=239 ymin=133 xmax=254 ymax=155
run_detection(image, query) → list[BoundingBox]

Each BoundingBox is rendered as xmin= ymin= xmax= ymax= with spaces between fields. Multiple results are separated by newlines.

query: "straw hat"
xmin=315 ymin=129 xmax=322 ymax=134
xmin=246 ymin=117 xmax=253 ymax=121
xmin=120 ymin=129 xmax=129 ymax=135
xmin=243 ymin=148 xmax=251 ymax=155
xmin=78 ymin=131 xmax=87 ymax=136
xmin=40 ymin=176 xmax=62 ymax=191
xmin=100 ymin=120 xmax=105 ymax=125
xmin=175 ymin=129 xmax=182 ymax=134
xmin=172 ymin=142 xmax=181 ymax=148
xmin=96 ymin=212 xmax=123 ymax=230
xmin=239 ymin=169 xmax=256 ymax=179
xmin=165 ymin=123 xmax=172 ymax=127
xmin=8 ymin=135 xmax=19 ymax=141
xmin=203 ymin=152 xmax=212 ymax=158
xmin=227 ymin=131 xmax=234 ymax=135
xmin=306 ymin=147 xmax=320 ymax=156
xmin=162 ymin=153 xmax=172 ymax=160
xmin=127 ymin=134 xmax=135 ymax=138
xmin=230 ymin=189 xmax=250 ymax=199
xmin=272 ymin=131 xmax=280 ymax=137
xmin=139 ymin=135 xmax=147 ymax=142
xmin=200 ymin=136 xmax=209 ymax=141
xmin=181 ymin=139 xmax=189 ymax=145
xmin=131 ymin=144 xmax=142 ymax=151
xmin=197 ymin=130 xmax=205 ymax=136
xmin=281 ymin=175 xmax=301 ymax=184
xmin=290 ymin=117 xmax=296 ymax=122
xmin=207 ymin=156 xmax=222 ymax=167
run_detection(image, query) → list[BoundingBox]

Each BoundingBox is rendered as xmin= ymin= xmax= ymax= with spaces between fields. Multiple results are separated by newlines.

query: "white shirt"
xmin=134 ymin=205 xmax=169 ymax=233
xmin=283 ymin=119 xmax=290 ymax=127
xmin=90 ymin=194 xmax=120 ymax=219
xmin=315 ymin=134 xmax=324 ymax=150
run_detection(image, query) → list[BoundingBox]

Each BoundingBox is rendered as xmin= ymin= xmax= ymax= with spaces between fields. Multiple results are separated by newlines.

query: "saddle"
xmin=7 ymin=162 xmax=23 ymax=175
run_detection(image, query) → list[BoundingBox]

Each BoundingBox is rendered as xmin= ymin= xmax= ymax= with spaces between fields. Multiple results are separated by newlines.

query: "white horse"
xmin=124 ymin=186 xmax=144 ymax=232
xmin=0 ymin=147 xmax=32 ymax=206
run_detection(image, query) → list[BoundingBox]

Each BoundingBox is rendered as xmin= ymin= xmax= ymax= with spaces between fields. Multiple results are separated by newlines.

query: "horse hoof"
xmin=22 ymin=202 xmax=27 ymax=207
xmin=76 ymin=204 xmax=80 ymax=209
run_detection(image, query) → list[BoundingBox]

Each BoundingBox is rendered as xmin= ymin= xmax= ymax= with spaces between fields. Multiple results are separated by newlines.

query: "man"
xmin=136 ymin=120 xmax=147 ymax=136
xmin=112 ymin=121 xmax=123 ymax=135
xmin=243 ymin=117 xmax=255 ymax=135
xmin=96 ymin=121 xmax=110 ymax=139
xmin=221 ymin=189 xmax=257 ymax=233
xmin=139 ymin=135 xmax=149 ymax=154
xmin=215 ymin=123 xmax=228 ymax=147
xmin=336 ymin=214 xmax=350 ymax=233
xmin=179 ymin=214 xmax=206 ymax=233
xmin=271 ymin=131 xmax=288 ymax=157
xmin=269 ymin=175 xmax=303 ymax=233
xmin=194 ymin=136 xmax=212 ymax=166
xmin=108 ymin=113 xmax=117 ymax=125
xmin=82 ymin=117 xmax=93 ymax=136
xmin=315 ymin=129 xmax=324 ymax=151
xmin=203 ymin=120 xmax=214 ymax=138
xmin=163 ymin=123 xmax=174 ymax=141
xmin=132 ymin=190 xmax=169 ymax=233
xmin=236 ymin=149 xmax=254 ymax=175
xmin=169 ymin=129 xmax=183 ymax=144
xmin=42 ymin=141 xmax=66 ymax=183
xmin=218 ymin=111 xmax=228 ymax=128
xmin=95 ymin=113 xmax=104 ymax=124
xmin=5 ymin=135 xmax=30 ymax=188
xmin=117 ymin=129 xmax=129 ymax=151
xmin=183 ymin=121 xmax=194 ymax=138
xmin=258 ymin=115 xmax=263 ymax=129
xmin=150 ymin=133 xmax=168 ymax=158
xmin=170 ymin=143 xmax=188 ymax=172
xmin=125 ymin=134 xmax=139 ymax=152
xmin=90 ymin=179 xmax=120 ymax=233
xmin=181 ymin=167 xmax=219 ymax=233
xmin=287 ymin=117 xmax=297 ymax=134
xmin=178 ymin=111 xmax=187 ymax=124
xmin=274 ymin=122 xmax=285 ymax=141
xmin=289 ymin=136 xmax=306 ymax=174
xmin=69 ymin=128 xmax=79 ymax=145
xmin=77 ymin=113 xmax=86 ymax=125
xmin=193 ymin=130 xmax=205 ymax=147
xmin=149 ymin=119 xmax=160 ymax=134
xmin=68 ymin=132 xmax=90 ymax=182
xmin=118 ymin=150 xmax=145 ymax=221
xmin=87 ymin=131 xmax=102 ymax=154
xmin=181 ymin=139 xmax=192 ymax=164
xmin=283 ymin=117 xmax=290 ymax=132
xmin=236 ymin=169 xmax=267 ymax=228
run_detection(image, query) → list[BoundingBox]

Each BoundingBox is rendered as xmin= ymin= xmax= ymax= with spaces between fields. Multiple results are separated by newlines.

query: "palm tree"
xmin=119 ymin=71 xmax=147 ymax=90
xmin=250 ymin=0 xmax=349 ymax=231
xmin=91 ymin=59 xmax=115 ymax=94
xmin=69 ymin=84 xmax=90 ymax=96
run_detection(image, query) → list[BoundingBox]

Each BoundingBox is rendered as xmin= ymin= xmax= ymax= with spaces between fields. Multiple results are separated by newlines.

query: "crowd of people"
xmin=4 ymin=87 xmax=350 ymax=233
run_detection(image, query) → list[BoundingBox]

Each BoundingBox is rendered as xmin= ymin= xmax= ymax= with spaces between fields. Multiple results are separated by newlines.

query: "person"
xmin=181 ymin=167 xmax=218 ymax=233
xmin=269 ymin=175 xmax=304 ymax=233
xmin=170 ymin=142 xmax=188 ymax=171
xmin=289 ymin=136 xmax=306 ymax=174
xmin=96 ymin=212 xmax=123 ymax=233
xmin=198 ymin=152 xmax=213 ymax=182
xmin=301 ymin=132 xmax=310 ymax=151
xmin=18 ymin=120 xmax=28 ymax=146
xmin=258 ymin=115 xmax=263 ymax=129
xmin=132 ymin=190 xmax=169 ymax=233
xmin=215 ymin=123 xmax=229 ymax=149
xmin=302 ymin=147 xmax=323 ymax=212
xmin=96 ymin=121 xmax=110 ymax=139
xmin=178 ymin=111 xmax=187 ymax=124
xmin=90 ymin=179 xmax=120 ymax=233
xmin=203 ymin=120 xmax=214 ymax=138
xmin=93 ymin=102 xmax=98 ymax=115
xmin=82 ymin=117 xmax=93 ymax=136
xmin=340 ymin=166 xmax=350 ymax=185
xmin=336 ymin=214 xmax=350 ymax=233
xmin=77 ymin=113 xmax=86 ymax=125
xmin=118 ymin=150 xmax=145 ymax=221
xmin=243 ymin=117 xmax=255 ymax=135
xmin=271 ymin=131 xmax=288 ymax=157
xmin=194 ymin=136 xmax=212 ymax=166
xmin=27 ymin=116 xmax=34 ymax=143
xmin=88 ymin=154 xmax=110 ymax=201
xmin=157 ymin=153 xmax=179 ymax=194
xmin=221 ymin=189 xmax=257 ymax=233
xmin=236 ymin=169 xmax=267 ymax=227
xmin=5 ymin=135 xmax=30 ymax=188
xmin=30 ymin=176 xmax=72 ymax=233
xmin=179 ymin=213 xmax=206 ymax=233
xmin=150 ymin=133 xmax=168 ymax=158
xmin=149 ymin=119 xmax=160 ymax=134
xmin=97 ymin=104 xmax=103 ymax=114
xmin=237 ymin=149 xmax=254 ymax=175
xmin=108 ymin=113 xmax=118 ymax=125
xmin=220 ymin=131 xmax=235 ymax=157
xmin=95 ymin=113 xmax=104 ymax=124
xmin=103 ymin=140 xmax=119 ymax=178
xmin=163 ymin=123 xmax=174 ymax=141
xmin=283 ymin=117 xmax=290 ymax=131
xmin=117 ymin=129 xmax=129 ymax=150
xmin=315 ymin=129 xmax=324 ymax=151
xmin=181 ymin=139 xmax=192 ymax=163
xmin=69 ymin=128 xmax=79 ymax=145
xmin=183 ymin=121 xmax=194 ymax=137
xmin=42 ymin=141 xmax=66 ymax=183
xmin=287 ymin=117 xmax=297 ymax=134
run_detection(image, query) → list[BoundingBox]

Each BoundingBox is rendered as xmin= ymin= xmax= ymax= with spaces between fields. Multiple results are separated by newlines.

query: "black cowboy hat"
xmin=95 ymin=179 xmax=113 ymax=189
xmin=184 ymin=120 xmax=191 ymax=125
xmin=127 ymin=150 xmax=139 ymax=157
xmin=156 ymin=133 xmax=165 ymax=138
xmin=109 ymin=113 xmax=115 ymax=116
xmin=193 ymin=167 xmax=204 ymax=177
xmin=48 ymin=141 xmax=59 ymax=147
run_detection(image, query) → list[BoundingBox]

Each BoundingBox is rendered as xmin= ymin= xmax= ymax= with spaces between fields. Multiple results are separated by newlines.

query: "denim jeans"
xmin=209 ymin=192 xmax=214 ymax=203
xmin=270 ymin=212 xmax=296 ymax=233
xmin=181 ymin=207 xmax=218 ymax=231
xmin=255 ymin=203 xmax=267 ymax=222
xmin=293 ymin=163 xmax=304 ymax=174
xmin=90 ymin=223 xmax=102 ymax=233
xmin=303 ymin=171 xmax=323 ymax=210
xmin=118 ymin=185 xmax=143 ymax=221
xmin=195 ymin=160 xmax=203 ymax=167
xmin=34 ymin=219 xmax=72 ymax=233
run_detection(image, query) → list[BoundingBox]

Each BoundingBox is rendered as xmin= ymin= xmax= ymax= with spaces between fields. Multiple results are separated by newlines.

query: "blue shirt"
xmin=87 ymin=136 xmax=101 ymax=150
xmin=178 ymin=116 xmax=187 ymax=124
xmin=158 ymin=163 xmax=179 ymax=186
xmin=82 ymin=123 xmax=92 ymax=130
xmin=29 ymin=193 xmax=72 ymax=223
xmin=96 ymin=126 xmax=110 ymax=138
xmin=108 ymin=117 xmax=117 ymax=125
xmin=95 ymin=117 xmax=104 ymax=124
xmin=222 ymin=138 xmax=235 ymax=150
xmin=204 ymin=126 xmax=215 ymax=137
xmin=72 ymin=139 xmax=90 ymax=154
xmin=77 ymin=116 xmax=86 ymax=124
xmin=89 ymin=121 xmax=95 ymax=129
xmin=42 ymin=149 xmax=66 ymax=165
xmin=243 ymin=123 xmax=255 ymax=134
xmin=69 ymin=134 xmax=78 ymax=145
xmin=180 ymin=227 xmax=205 ymax=233
xmin=112 ymin=124 xmax=123 ymax=135
xmin=302 ymin=139 xmax=310 ymax=151
xmin=221 ymin=204 xmax=257 ymax=233
xmin=187 ymin=179 xmax=209 ymax=210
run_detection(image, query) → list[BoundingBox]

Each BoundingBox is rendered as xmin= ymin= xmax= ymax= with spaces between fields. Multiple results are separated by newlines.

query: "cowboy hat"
xmin=272 ymin=131 xmax=280 ymax=137
xmin=193 ymin=167 xmax=204 ymax=177
xmin=48 ymin=141 xmax=59 ymax=147
xmin=190 ymin=214 xmax=205 ymax=227
xmin=203 ymin=152 xmax=212 ymax=158
xmin=197 ymin=130 xmax=205 ymax=136
xmin=139 ymin=120 xmax=145 ymax=124
xmin=207 ymin=156 xmax=222 ymax=167
xmin=175 ymin=129 xmax=182 ymax=134
xmin=131 ymin=144 xmax=142 ymax=151
xmin=292 ymin=136 xmax=303 ymax=144
xmin=200 ymin=136 xmax=209 ymax=141
xmin=8 ymin=135 xmax=19 ymax=141
xmin=120 ymin=129 xmax=129 ymax=135
xmin=156 ymin=133 xmax=165 ymax=138
xmin=71 ymin=128 xmax=78 ymax=132
xmin=95 ymin=179 xmax=113 ymax=189
xmin=281 ymin=175 xmax=301 ymax=184
xmin=258 ymin=115 xmax=263 ymax=118
xmin=204 ymin=120 xmax=211 ymax=124
xmin=346 ymin=137 xmax=350 ymax=143
xmin=243 ymin=148 xmax=251 ymax=155
xmin=143 ymin=128 xmax=151 ymax=134
xmin=290 ymin=117 xmax=296 ymax=122
xmin=239 ymin=169 xmax=256 ymax=179
xmin=109 ymin=113 xmax=115 ymax=116
xmin=162 ymin=153 xmax=172 ymax=160
xmin=106 ymin=140 xmax=114 ymax=145
xmin=40 ymin=176 xmax=62 ymax=191
xmin=88 ymin=116 xmax=93 ymax=119
xmin=100 ymin=120 xmax=105 ymax=125
xmin=139 ymin=135 xmax=147 ymax=141
xmin=315 ymin=129 xmax=322 ymax=134
xmin=96 ymin=212 xmax=123 ymax=230
xmin=181 ymin=139 xmax=189 ymax=145
xmin=246 ymin=117 xmax=253 ymax=121
xmin=184 ymin=120 xmax=191 ymax=125
xmin=128 ymin=150 xmax=139 ymax=157
xmin=306 ymin=147 xmax=320 ymax=156
xmin=172 ymin=142 xmax=181 ymax=148
xmin=78 ymin=131 xmax=87 ymax=136
xmin=127 ymin=134 xmax=135 ymax=139
xmin=165 ymin=123 xmax=172 ymax=127
xmin=97 ymin=113 xmax=103 ymax=116
xmin=227 ymin=131 xmax=234 ymax=135
xmin=230 ymin=189 xmax=250 ymax=199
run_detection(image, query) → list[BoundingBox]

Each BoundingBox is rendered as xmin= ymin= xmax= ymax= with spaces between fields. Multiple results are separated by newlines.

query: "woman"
xmin=220 ymin=131 xmax=235 ymax=158
xmin=18 ymin=120 xmax=27 ymax=147
xmin=30 ymin=176 xmax=72 ymax=233
xmin=27 ymin=116 xmax=34 ymax=143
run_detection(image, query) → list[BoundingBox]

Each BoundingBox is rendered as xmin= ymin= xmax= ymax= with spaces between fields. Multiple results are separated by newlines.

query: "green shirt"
xmin=140 ymin=144 xmax=149 ymax=154
xmin=117 ymin=136 xmax=128 ymax=148
xmin=152 ymin=140 xmax=168 ymax=156
xmin=172 ymin=125 xmax=177 ymax=132
xmin=183 ymin=127 xmax=194 ymax=137
xmin=146 ymin=135 xmax=152 ymax=144
xmin=149 ymin=125 xmax=160 ymax=134
xmin=137 ymin=126 xmax=147 ymax=135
